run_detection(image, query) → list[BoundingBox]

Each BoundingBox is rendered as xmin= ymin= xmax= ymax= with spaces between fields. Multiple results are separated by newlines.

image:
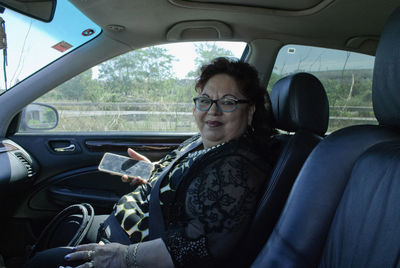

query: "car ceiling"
xmin=71 ymin=0 xmax=400 ymax=55
xmin=0 ymin=0 xmax=398 ymax=138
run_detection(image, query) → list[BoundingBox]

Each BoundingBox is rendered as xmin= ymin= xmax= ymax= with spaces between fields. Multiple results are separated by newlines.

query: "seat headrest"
xmin=373 ymin=7 xmax=400 ymax=128
xmin=270 ymin=72 xmax=329 ymax=136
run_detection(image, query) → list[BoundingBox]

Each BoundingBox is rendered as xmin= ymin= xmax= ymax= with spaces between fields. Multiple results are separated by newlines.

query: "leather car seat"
xmin=251 ymin=7 xmax=400 ymax=268
xmin=235 ymin=72 xmax=329 ymax=267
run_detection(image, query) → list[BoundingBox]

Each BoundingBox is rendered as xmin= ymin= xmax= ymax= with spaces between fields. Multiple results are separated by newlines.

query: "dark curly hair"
xmin=195 ymin=57 xmax=275 ymax=140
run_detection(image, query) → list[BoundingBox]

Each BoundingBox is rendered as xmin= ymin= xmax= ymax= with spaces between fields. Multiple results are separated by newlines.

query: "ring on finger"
xmin=87 ymin=250 xmax=95 ymax=261
xmin=88 ymin=261 xmax=95 ymax=268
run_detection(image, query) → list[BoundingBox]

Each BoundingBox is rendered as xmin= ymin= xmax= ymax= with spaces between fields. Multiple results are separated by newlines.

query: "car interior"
xmin=253 ymin=8 xmax=400 ymax=266
xmin=0 ymin=0 xmax=400 ymax=267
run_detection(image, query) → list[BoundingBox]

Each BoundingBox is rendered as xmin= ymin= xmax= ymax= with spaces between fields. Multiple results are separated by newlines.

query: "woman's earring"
xmin=246 ymin=125 xmax=255 ymax=136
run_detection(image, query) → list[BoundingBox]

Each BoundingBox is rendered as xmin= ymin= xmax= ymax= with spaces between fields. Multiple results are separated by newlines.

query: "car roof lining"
xmin=70 ymin=0 xmax=400 ymax=56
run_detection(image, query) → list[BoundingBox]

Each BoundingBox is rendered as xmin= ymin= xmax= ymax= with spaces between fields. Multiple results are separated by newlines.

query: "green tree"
xmin=98 ymin=47 xmax=176 ymax=102
xmin=42 ymin=69 xmax=96 ymax=101
xmin=186 ymin=42 xmax=234 ymax=78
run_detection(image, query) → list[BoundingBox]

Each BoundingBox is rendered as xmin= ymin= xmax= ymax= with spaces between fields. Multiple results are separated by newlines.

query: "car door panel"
xmin=8 ymin=133 xmax=194 ymax=217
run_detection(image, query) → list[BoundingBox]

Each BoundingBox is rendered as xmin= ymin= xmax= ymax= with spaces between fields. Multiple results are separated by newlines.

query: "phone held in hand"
xmin=98 ymin=152 xmax=153 ymax=180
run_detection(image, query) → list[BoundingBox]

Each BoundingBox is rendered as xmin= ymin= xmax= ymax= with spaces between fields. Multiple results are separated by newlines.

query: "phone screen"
xmin=98 ymin=153 xmax=153 ymax=179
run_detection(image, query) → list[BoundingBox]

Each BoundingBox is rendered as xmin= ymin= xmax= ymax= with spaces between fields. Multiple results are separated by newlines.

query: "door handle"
xmin=48 ymin=139 xmax=80 ymax=154
xmin=54 ymin=144 xmax=76 ymax=152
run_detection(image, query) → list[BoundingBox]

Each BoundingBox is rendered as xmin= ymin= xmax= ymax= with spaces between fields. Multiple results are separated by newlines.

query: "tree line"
xmin=40 ymin=43 xmax=234 ymax=104
xmin=39 ymin=42 xmax=375 ymax=132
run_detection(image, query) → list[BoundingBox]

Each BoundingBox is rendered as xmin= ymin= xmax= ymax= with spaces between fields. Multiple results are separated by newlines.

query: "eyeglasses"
xmin=193 ymin=96 xmax=250 ymax=112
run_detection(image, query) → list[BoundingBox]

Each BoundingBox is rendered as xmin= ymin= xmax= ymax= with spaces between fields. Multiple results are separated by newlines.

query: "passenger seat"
xmin=235 ymin=72 xmax=329 ymax=267
xmin=252 ymin=7 xmax=400 ymax=268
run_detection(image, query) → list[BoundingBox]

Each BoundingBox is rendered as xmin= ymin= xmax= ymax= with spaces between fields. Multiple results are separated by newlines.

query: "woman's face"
xmin=193 ymin=73 xmax=255 ymax=148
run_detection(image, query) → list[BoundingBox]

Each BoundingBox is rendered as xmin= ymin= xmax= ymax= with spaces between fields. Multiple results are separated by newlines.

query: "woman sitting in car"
xmin=27 ymin=57 xmax=277 ymax=268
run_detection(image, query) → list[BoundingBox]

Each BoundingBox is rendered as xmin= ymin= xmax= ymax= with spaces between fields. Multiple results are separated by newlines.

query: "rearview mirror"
xmin=0 ymin=0 xmax=56 ymax=22
xmin=20 ymin=103 xmax=58 ymax=131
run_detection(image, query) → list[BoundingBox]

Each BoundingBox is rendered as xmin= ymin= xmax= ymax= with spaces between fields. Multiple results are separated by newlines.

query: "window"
xmin=268 ymin=45 xmax=376 ymax=133
xmin=0 ymin=1 xmax=101 ymax=93
xmin=19 ymin=41 xmax=246 ymax=133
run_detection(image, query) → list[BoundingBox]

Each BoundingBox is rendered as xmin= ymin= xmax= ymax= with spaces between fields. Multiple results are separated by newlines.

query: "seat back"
xmin=252 ymin=7 xmax=400 ymax=268
xmin=236 ymin=72 xmax=329 ymax=266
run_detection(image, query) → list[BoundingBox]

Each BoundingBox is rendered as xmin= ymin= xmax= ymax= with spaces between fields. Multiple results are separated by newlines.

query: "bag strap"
xmin=149 ymin=137 xmax=202 ymax=239
xmin=29 ymin=203 xmax=94 ymax=258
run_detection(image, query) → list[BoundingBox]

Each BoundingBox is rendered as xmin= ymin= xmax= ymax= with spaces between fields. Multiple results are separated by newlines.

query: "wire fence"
xmin=40 ymin=102 xmax=378 ymax=133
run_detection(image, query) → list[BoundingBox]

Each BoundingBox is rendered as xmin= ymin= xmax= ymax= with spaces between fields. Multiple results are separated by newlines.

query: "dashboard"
xmin=0 ymin=139 xmax=38 ymax=186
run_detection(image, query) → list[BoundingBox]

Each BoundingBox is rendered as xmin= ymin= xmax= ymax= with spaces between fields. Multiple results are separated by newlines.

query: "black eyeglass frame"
xmin=193 ymin=96 xmax=250 ymax=112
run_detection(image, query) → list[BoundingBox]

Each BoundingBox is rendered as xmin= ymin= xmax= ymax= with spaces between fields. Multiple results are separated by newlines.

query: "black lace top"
xmin=112 ymin=134 xmax=273 ymax=267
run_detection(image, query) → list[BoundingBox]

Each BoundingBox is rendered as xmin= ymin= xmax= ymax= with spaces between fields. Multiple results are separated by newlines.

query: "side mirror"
xmin=20 ymin=103 xmax=58 ymax=131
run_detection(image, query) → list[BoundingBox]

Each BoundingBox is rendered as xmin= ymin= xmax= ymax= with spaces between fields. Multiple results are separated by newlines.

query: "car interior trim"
xmin=168 ymin=0 xmax=335 ymax=16
xmin=85 ymin=140 xmax=180 ymax=152
xmin=185 ymin=0 xmax=325 ymax=10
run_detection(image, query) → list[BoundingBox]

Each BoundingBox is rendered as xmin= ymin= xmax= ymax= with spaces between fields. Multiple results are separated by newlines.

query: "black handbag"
xmin=29 ymin=203 xmax=95 ymax=257
xmin=97 ymin=213 xmax=132 ymax=245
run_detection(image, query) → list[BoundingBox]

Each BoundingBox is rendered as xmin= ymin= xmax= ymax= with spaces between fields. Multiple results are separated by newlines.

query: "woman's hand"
xmin=127 ymin=148 xmax=151 ymax=163
xmin=62 ymin=242 xmax=128 ymax=268
xmin=121 ymin=148 xmax=153 ymax=185
xmin=61 ymin=239 xmax=175 ymax=268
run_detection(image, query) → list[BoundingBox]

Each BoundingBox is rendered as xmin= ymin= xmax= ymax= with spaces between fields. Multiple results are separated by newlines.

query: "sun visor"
xmin=345 ymin=36 xmax=379 ymax=56
xmin=0 ymin=0 xmax=56 ymax=22
xmin=168 ymin=0 xmax=333 ymax=16
xmin=179 ymin=0 xmax=322 ymax=10
xmin=166 ymin=21 xmax=232 ymax=41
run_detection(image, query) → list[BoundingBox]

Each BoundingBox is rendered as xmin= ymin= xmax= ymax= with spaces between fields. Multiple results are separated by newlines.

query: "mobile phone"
xmin=98 ymin=152 xmax=153 ymax=180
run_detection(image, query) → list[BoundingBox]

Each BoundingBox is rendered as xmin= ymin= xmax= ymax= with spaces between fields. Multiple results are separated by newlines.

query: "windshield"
xmin=0 ymin=1 xmax=101 ymax=94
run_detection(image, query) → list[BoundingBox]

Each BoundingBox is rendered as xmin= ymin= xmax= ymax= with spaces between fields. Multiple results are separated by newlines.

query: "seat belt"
xmin=149 ymin=137 xmax=203 ymax=239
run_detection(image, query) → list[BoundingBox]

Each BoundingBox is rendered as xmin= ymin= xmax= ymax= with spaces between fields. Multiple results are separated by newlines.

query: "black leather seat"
xmin=252 ymin=7 xmax=400 ymax=268
xmin=236 ymin=72 xmax=329 ymax=267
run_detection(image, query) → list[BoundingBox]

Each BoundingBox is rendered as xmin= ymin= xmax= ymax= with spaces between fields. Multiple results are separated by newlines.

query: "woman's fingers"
xmin=65 ymin=250 xmax=94 ymax=262
xmin=76 ymin=261 xmax=95 ymax=268
xmin=121 ymin=175 xmax=147 ymax=185
xmin=64 ymin=261 xmax=94 ymax=268
xmin=127 ymin=148 xmax=151 ymax=163
xmin=64 ymin=243 xmax=98 ymax=262
xmin=130 ymin=176 xmax=148 ymax=185
xmin=63 ymin=243 xmax=128 ymax=268
xmin=75 ymin=243 xmax=98 ymax=252
xmin=121 ymin=175 xmax=131 ymax=183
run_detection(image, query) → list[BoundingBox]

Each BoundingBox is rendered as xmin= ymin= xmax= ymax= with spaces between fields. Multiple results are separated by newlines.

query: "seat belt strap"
xmin=149 ymin=137 xmax=202 ymax=239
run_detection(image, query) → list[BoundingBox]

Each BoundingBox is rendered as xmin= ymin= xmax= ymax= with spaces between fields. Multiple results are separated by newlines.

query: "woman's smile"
xmin=206 ymin=120 xmax=223 ymax=127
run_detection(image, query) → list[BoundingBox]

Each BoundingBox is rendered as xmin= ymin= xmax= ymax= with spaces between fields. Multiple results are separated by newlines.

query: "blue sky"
xmin=1 ymin=1 xmax=100 ymax=89
xmin=2 ymin=0 xmax=244 ymax=89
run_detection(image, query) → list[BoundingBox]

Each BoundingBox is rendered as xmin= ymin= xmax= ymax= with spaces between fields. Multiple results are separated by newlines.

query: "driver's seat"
xmin=252 ymin=6 xmax=400 ymax=267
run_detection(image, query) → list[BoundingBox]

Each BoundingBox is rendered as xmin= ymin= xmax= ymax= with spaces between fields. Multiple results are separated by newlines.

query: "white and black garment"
xmin=108 ymin=134 xmax=274 ymax=267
